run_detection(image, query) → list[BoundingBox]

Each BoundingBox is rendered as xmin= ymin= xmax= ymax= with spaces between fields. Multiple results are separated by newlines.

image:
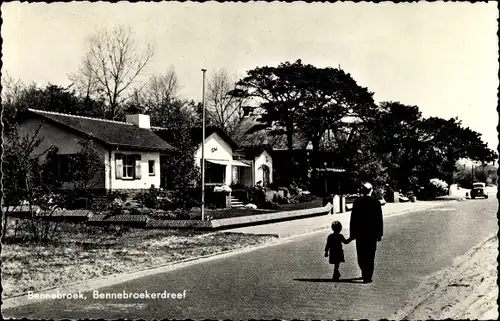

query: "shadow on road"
xmin=294 ymin=277 xmax=364 ymax=283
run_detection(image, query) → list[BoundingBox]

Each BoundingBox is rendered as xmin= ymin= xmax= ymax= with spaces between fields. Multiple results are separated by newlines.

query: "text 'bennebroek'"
xmin=93 ymin=290 xmax=187 ymax=300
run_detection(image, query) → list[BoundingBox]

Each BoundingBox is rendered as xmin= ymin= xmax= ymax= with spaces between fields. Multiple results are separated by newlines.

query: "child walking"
xmin=325 ymin=221 xmax=352 ymax=281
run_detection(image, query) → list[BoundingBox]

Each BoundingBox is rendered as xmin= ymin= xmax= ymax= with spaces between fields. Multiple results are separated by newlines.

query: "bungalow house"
xmin=152 ymin=126 xmax=273 ymax=189
xmin=232 ymin=106 xmax=348 ymax=194
xmin=17 ymin=108 xmax=175 ymax=194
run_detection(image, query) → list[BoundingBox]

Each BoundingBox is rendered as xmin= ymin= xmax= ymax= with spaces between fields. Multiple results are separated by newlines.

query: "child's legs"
xmin=333 ymin=263 xmax=340 ymax=273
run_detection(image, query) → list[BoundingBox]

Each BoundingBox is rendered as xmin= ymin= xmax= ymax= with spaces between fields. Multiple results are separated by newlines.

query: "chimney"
xmin=125 ymin=105 xmax=150 ymax=129
xmin=242 ymin=106 xmax=254 ymax=117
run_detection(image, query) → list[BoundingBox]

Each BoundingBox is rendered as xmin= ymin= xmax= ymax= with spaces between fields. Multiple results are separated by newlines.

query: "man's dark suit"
xmin=349 ymin=195 xmax=383 ymax=282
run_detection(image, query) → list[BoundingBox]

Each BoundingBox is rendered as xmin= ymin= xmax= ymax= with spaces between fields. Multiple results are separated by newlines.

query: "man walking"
xmin=349 ymin=182 xmax=383 ymax=283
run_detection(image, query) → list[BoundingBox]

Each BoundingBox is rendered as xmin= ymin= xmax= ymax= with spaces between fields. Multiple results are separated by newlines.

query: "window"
xmin=123 ymin=155 xmax=135 ymax=179
xmin=55 ymin=154 xmax=77 ymax=182
xmin=205 ymin=161 xmax=226 ymax=184
xmin=148 ymin=160 xmax=155 ymax=176
xmin=115 ymin=154 xmax=142 ymax=180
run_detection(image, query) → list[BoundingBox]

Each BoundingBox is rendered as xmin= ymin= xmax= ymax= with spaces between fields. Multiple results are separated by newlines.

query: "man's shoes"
xmin=363 ymin=279 xmax=372 ymax=283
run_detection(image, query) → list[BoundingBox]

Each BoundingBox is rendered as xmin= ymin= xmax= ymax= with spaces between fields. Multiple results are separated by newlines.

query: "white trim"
xmin=232 ymin=160 xmax=251 ymax=167
xmin=28 ymin=108 xmax=133 ymax=126
xmin=206 ymin=159 xmax=230 ymax=165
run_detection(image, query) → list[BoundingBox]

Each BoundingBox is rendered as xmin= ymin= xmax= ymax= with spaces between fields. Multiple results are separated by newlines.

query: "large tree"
xmin=69 ymin=25 xmax=155 ymax=120
xmin=416 ymin=117 xmax=496 ymax=186
xmin=371 ymin=102 xmax=425 ymax=192
xmin=296 ymin=66 xmax=376 ymax=175
xmin=133 ymin=66 xmax=181 ymax=111
xmin=366 ymin=102 xmax=496 ymax=193
xmin=230 ymin=60 xmax=312 ymax=181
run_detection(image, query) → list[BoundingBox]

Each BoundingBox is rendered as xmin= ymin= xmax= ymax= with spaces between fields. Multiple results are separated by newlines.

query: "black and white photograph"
xmin=1 ymin=1 xmax=498 ymax=319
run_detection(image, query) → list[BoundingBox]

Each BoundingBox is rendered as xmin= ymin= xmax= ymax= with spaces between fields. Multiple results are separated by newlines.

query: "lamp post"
xmin=201 ymin=69 xmax=207 ymax=221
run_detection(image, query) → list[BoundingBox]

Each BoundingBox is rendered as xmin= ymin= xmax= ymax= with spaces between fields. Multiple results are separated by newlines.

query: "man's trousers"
xmin=356 ymin=238 xmax=378 ymax=281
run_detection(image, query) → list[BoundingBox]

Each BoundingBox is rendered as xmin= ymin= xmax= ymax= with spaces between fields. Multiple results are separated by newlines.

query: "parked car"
xmin=471 ymin=182 xmax=488 ymax=199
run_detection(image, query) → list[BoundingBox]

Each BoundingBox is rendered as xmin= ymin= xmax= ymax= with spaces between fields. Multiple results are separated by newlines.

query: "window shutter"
xmin=115 ymin=153 xmax=123 ymax=179
xmin=134 ymin=155 xmax=142 ymax=179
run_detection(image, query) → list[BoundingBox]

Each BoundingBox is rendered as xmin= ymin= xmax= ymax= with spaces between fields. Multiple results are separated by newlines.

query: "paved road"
xmin=3 ymin=198 xmax=496 ymax=319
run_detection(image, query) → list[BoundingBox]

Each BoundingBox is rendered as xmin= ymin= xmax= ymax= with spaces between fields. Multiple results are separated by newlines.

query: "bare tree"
xmin=206 ymin=69 xmax=247 ymax=135
xmin=68 ymin=54 xmax=101 ymax=101
xmin=2 ymin=126 xmax=61 ymax=243
xmin=69 ymin=25 xmax=155 ymax=120
xmin=0 ymin=73 xmax=37 ymax=133
xmin=133 ymin=66 xmax=181 ymax=112
xmin=1 ymin=72 xmax=26 ymax=105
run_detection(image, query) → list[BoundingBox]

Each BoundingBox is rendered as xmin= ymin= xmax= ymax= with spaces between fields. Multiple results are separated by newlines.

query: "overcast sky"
xmin=2 ymin=2 xmax=498 ymax=150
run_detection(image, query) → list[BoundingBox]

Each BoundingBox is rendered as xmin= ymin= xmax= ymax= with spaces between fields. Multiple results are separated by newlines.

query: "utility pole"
xmin=201 ymin=69 xmax=207 ymax=221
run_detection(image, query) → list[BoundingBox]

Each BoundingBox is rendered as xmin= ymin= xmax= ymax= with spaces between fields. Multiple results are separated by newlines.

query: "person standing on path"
xmin=349 ymin=182 xmax=383 ymax=283
xmin=325 ymin=221 xmax=353 ymax=281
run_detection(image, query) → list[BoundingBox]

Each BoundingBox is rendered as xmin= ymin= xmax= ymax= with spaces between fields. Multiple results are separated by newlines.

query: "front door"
xmin=262 ymin=165 xmax=270 ymax=187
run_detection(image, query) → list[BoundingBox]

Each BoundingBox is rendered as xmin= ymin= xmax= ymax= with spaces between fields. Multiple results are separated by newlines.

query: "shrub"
xmin=135 ymin=185 xmax=160 ymax=209
xmin=272 ymin=193 xmax=289 ymax=204
xmin=260 ymin=200 xmax=279 ymax=209
xmin=90 ymin=196 xmax=111 ymax=212
xmin=156 ymin=188 xmax=200 ymax=212
xmin=106 ymin=191 xmax=127 ymax=202
xmin=418 ymin=178 xmax=449 ymax=199
xmin=278 ymin=187 xmax=290 ymax=198
xmin=287 ymin=184 xmax=301 ymax=196
xmin=58 ymin=190 xmax=96 ymax=210
xmin=175 ymin=211 xmax=191 ymax=220
xmin=289 ymin=193 xmax=315 ymax=204
xmin=247 ymin=185 xmax=266 ymax=207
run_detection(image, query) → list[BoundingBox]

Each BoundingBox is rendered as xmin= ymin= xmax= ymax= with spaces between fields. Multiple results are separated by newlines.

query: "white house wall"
xmin=254 ymin=150 xmax=273 ymax=185
xmin=193 ymin=133 xmax=233 ymax=186
xmin=106 ymin=150 xmax=161 ymax=190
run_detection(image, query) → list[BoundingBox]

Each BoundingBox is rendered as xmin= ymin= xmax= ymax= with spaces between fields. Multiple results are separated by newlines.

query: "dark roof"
xmin=26 ymin=109 xmax=175 ymax=152
xmin=152 ymin=126 xmax=239 ymax=151
xmin=234 ymin=145 xmax=273 ymax=159
xmin=236 ymin=127 xmax=311 ymax=150
xmin=233 ymin=115 xmax=311 ymax=151
xmin=233 ymin=115 xmax=269 ymax=136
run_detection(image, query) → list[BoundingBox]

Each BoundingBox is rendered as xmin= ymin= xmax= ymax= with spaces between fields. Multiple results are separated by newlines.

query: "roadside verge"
xmin=389 ymin=233 xmax=498 ymax=320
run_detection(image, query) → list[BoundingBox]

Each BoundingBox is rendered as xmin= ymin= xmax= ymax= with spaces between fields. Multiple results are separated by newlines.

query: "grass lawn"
xmin=1 ymin=222 xmax=277 ymax=298
xmin=276 ymin=199 xmax=323 ymax=211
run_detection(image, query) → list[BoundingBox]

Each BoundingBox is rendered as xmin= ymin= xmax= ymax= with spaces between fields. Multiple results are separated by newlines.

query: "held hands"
xmin=324 ymin=251 xmax=329 ymax=257
xmin=377 ymin=237 xmax=382 ymax=242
